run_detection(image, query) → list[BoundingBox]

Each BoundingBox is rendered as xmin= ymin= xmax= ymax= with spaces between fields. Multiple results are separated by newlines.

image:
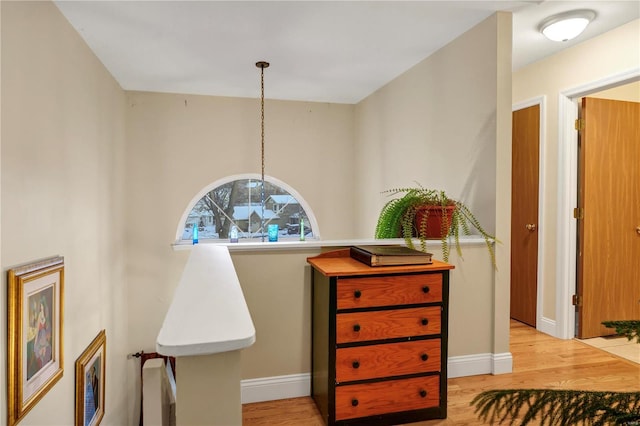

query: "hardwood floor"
xmin=242 ymin=320 xmax=640 ymax=425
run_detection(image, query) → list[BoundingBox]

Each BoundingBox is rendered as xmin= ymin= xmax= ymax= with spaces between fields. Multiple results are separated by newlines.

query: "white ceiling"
xmin=53 ymin=1 xmax=640 ymax=104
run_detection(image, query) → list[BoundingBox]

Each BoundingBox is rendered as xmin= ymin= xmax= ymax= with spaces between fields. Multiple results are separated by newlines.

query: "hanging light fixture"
xmin=256 ymin=61 xmax=269 ymax=242
xmin=539 ymin=9 xmax=596 ymax=42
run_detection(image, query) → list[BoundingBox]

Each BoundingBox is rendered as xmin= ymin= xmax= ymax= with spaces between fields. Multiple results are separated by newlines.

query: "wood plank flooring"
xmin=242 ymin=320 xmax=640 ymax=425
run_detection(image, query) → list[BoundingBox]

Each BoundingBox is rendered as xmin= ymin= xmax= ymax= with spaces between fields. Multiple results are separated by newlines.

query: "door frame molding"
xmin=512 ymin=96 xmax=548 ymax=334
xmin=555 ymin=67 xmax=640 ymax=339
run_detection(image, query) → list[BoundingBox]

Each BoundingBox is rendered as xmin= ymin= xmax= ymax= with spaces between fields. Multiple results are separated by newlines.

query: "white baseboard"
xmin=241 ymin=352 xmax=514 ymax=403
xmin=241 ymin=373 xmax=310 ymax=404
xmin=537 ymin=316 xmax=557 ymax=337
xmin=491 ymin=352 xmax=513 ymax=375
xmin=448 ymin=352 xmax=513 ymax=378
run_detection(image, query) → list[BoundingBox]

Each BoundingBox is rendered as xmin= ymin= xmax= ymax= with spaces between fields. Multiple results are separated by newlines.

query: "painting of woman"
xmin=84 ymin=366 xmax=97 ymax=426
xmin=26 ymin=288 xmax=53 ymax=380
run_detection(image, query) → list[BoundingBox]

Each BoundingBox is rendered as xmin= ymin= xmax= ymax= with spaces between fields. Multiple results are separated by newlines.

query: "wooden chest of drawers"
xmin=308 ymin=249 xmax=453 ymax=425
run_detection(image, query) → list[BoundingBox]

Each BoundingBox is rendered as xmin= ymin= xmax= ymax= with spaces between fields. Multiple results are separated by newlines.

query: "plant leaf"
xmin=472 ymin=389 xmax=640 ymax=425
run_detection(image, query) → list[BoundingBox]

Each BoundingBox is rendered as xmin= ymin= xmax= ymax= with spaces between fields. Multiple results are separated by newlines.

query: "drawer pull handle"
xmin=351 ymin=398 xmax=359 ymax=407
xmin=352 ymin=361 xmax=360 ymax=369
xmin=421 ymin=318 xmax=429 ymax=326
xmin=422 ymin=286 xmax=430 ymax=293
xmin=421 ymin=353 xmax=428 ymax=361
xmin=353 ymin=324 xmax=361 ymax=332
xmin=354 ymin=290 xmax=362 ymax=298
xmin=419 ymin=389 xmax=427 ymax=398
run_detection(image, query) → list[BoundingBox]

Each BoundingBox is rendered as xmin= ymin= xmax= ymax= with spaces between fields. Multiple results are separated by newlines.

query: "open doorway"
xmin=555 ymin=72 xmax=640 ymax=340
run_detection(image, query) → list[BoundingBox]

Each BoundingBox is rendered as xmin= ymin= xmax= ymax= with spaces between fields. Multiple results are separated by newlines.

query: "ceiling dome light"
xmin=539 ymin=9 xmax=596 ymax=42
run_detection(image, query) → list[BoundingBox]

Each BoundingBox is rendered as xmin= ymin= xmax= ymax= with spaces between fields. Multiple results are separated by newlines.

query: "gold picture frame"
xmin=7 ymin=256 xmax=64 ymax=426
xmin=75 ymin=330 xmax=106 ymax=426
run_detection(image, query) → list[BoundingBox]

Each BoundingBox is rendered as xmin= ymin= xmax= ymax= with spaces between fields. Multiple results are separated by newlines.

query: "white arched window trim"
xmin=175 ymin=173 xmax=321 ymax=243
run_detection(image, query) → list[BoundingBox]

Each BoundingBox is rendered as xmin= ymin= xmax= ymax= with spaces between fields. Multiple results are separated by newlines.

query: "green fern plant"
xmin=472 ymin=389 xmax=640 ymax=425
xmin=601 ymin=321 xmax=640 ymax=343
xmin=374 ymin=184 xmax=497 ymax=267
xmin=471 ymin=320 xmax=640 ymax=425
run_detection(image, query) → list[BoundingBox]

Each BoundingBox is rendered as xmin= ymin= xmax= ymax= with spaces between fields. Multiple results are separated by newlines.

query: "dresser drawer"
xmin=336 ymin=307 xmax=441 ymax=344
xmin=337 ymin=274 xmax=442 ymax=310
xmin=335 ymin=375 xmax=440 ymax=420
xmin=336 ymin=339 xmax=441 ymax=382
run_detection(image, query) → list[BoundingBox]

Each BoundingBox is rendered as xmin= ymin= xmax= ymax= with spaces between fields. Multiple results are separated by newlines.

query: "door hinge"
xmin=575 ymin=118 xmax=584 ymax=131
xmin=573 ymin=207 xmax=584 ymax=220
xmin=572 ymin=294 xmax=582 ymax=306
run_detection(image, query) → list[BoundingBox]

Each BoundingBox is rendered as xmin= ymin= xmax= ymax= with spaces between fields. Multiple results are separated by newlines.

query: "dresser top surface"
xmin=307 ymin=248 xmax=454 ymax=277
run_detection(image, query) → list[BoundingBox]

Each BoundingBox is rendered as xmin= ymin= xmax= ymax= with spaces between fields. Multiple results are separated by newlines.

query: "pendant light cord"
xmin=260 ymin=64 xmax=266 ymax=189
xmin=256 ymin=61 xmax=269 ymax=242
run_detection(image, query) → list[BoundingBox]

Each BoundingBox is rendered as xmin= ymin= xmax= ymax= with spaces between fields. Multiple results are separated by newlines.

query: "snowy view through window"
xmin=182 ymin=178 xmax=313 ymax=242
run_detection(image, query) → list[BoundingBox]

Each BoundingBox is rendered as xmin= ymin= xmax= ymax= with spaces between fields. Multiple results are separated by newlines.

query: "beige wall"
xmin=354 ymin=13 xmax=512 ymax=356
xmin=592 ymin=81 xmax=640 ymax=101
xmin=513 ymin=19 xmax=640 ymax=322
xmin=124 ymin=93 xmax=356 ymax=380
xmin=124 ymin=91 xmax=356 ymax=243
xmin=1 ymin=2 xmax=129 ymax=425
xmin=233 ymin=249 xmax=317 ymax=378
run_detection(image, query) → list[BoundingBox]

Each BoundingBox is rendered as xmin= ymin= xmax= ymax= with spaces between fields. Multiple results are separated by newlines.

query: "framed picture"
xmin=7 ymin=256 xmax=64 ymax=426
xmin=75 ymin=330 xmax=106 ymax=426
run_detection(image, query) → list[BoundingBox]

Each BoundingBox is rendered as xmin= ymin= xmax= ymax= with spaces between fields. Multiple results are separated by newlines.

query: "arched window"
xmin=176 ymin=174 xmax=318 ymax=243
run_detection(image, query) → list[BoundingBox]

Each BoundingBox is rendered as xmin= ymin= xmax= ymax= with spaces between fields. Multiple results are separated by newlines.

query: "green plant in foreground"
xmin=374 ymin=184 xmax=497 ymax=266
xmin=471 ymin=320 xmax=640 ymax=425
xmin=472 ymin=389 xmax=640 ymax=425
xmin=602 ymin=321 xmax=640 ymax=344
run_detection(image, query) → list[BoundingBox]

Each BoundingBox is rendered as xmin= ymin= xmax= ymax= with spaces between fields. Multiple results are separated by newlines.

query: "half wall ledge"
xmin=156 ymin=244 xmax=256 ymax=356
xmin=156 ymin=245 xmax=255 ymax=426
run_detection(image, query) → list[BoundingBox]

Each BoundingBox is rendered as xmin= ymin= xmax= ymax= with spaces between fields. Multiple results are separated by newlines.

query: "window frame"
xmin=175 ymin=173 xmax=320 ymax=244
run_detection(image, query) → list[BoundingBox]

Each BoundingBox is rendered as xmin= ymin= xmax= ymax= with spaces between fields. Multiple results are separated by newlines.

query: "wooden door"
xmin=577 ymin=97 xmax=640 ymax=338
xmin=510 ymin=105 xmax=540 ymax=327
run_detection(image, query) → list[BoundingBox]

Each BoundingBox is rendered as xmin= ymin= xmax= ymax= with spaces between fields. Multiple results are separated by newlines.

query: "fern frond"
xmin=402 ymin=204 xmax=418 ymax=250
xmin=472 ymin=389 xmax=640 ymax=426
xmin=414 ymin=205 xmax=428 ymax=253
xmin=454 ymin=200 xmax=498 ymax=269
xmin=375 ymin=197 xmax=412 ymax=239
xmin=602 ymin=320 xmax=640 ymax=343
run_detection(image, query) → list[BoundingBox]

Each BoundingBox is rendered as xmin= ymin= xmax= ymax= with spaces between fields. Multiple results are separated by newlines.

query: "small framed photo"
xmin=75 ymin=330 xmax=106 ymax=426
xmin=7 ymin=256 xmax=64 ymax=426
